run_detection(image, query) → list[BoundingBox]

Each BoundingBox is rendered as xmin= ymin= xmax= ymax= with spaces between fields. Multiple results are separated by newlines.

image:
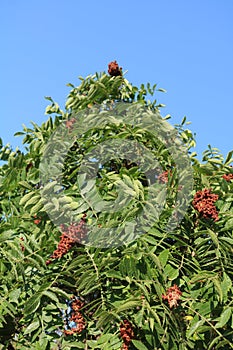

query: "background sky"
xmin=1 ymin=0 xmax=233 ymax=160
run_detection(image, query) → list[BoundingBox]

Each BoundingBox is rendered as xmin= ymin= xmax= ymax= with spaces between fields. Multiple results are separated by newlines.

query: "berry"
xmin=158 ymin=170 xmax=170 ymax=184
xmin=108 ymin=61 xmax=122 ymax=77
xmin=46 ymin=215 xmax=87 ymax=264
xmin=162 ymin=284 xmax=182 ymax=308
xmin=192 ymin=188 xmax=219 ymax=222
xmin=64 ymin=297 xmax=86 ymax=335
xmin=65 ymin=117 xmax=76 ymax=130
xmin=222 ymin=173 xmax=233 ymax=182
xmin=33 ymin=215 xmax=41 ymax=225
xmin=119 ymin=320 xmax=134 ymax=350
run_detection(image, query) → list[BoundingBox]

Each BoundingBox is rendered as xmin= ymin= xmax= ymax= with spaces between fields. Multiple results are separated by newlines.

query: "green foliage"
xmin=0 ymin=67 xmax=232 ymax=349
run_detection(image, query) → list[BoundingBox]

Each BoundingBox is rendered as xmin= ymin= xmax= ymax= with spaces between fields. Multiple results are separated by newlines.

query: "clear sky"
xmin=1 ymin=0 xmax=233 ymax=159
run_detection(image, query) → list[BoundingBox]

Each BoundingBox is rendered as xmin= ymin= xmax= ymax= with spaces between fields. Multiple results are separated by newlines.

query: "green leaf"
xmin=24 ymin=283 xmax=50 ymax=315
xmin=215 ymin=307 xmax=232 ymax=328
xmin=79 ymin=179 xmax=95 ymax=194
xmin=187 ymin=319 xmax=205 ymax=337
xmin=24 ymin=319 xmax=40 ymax=334
xmin=219 ymin=236 xmax=233 ymax=245
xmin=224 ymin=150 xmax=233 ymax=164
xmin=115 ymin=299 xmax=140 ymax=312
xmin=221 ymin=272 xmax=232 ymax=302
xmin=9 ymin=288 xmax=21 ymax=302
xmin=42 ymin=290 xmax=59 ymax=304
xmin=106 ymin=270 xmax=123 ymax=279
xmin=19 ymin=191 xmax=36 ymax=206
xmin=189 ymin=271 xmax=216 ymax=284
xmin=24 ymin=194 xmax=41 ymax=209
xmin=142 ymin=235 xmax=158 ymax=245
xmin=18 ymin=181 xmax=33 ymax=190
xmin=35 ymin=337 xmax=48 ymax=350
xmin=41 ymin=180 xmax=57 ymax=194
xmin=225 ymin=219 xmax=233 ymax=230
xmin=49 ymin=287 xmax=71 ymax=299
xmin=14 ymin=131 xmax=25 ymax=136
xmin=207 ymin=228 xmax=219 ymax=247
xmin=73 ymin=200 xmax=89 ymax=213
xmin=149 ymin=317 xmax=154 ymax=331
xmin=131 ymin=340 xmax=149 ymax=350
xmin=62 ymin=341 xmax=85 ymax=349
xmin=159 ymin=249 xmax=169 ymax=267
xmin=213 ymin=278 xmax=223 ymax=303
xmin=0 ymin=230 xmax=15 ymax=243
xmin=24 ymin=293 xmax=42 ymax=315
xmin=30 ymin=198 xmax=44 ymax=215
xmin=164 ymin=264 xmax=179 ymax=280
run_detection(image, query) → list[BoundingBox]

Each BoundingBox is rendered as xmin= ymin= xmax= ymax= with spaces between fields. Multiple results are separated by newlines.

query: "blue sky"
xmin=1 ymin=0 xmax=232 ymax=159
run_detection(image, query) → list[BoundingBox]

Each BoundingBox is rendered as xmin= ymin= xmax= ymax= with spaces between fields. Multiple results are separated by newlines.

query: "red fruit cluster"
xmin=222 ymin=173 xmax=233 ymax=182
xmin=162 ymin=284 xmax=182 ymax=309
xmin=65 ymin=117 xmax=76 ymax=131
xmin=192 ymin=188 xmax=219 ymax=222
xmin=158 ymin=170 xmax=170 ymax=184
xmin=46 ymin=216 xmax=87 ymax=265
xmin=64 ymin=297 xmax=86 ymax=335
xmin=108 ymin=60 xmax=122 ymax=77
xmin=33 ymin=215 xmax=41 ymax=225
xmin=120 ymin=320 xmax=134 ymax=350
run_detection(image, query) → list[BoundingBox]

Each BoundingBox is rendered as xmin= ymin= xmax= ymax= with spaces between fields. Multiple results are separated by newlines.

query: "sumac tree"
xmin=0 ymin=62 xmax=232 ymax=350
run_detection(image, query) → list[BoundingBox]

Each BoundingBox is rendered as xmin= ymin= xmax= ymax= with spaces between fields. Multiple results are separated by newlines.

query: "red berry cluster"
xmin=192 ymin=188 xmax=219 ymax=222
xmin=108 ymin=60 xmax=122 ymax=77
xmin=33 ymin=215 xmax=41 ymax=225
xmin=65 ymin=117 xmax=76 ymax=131
xmin=222 ymin=173 xmax=233 ymax=182
xmin=46 ymin=216 xmax=87 ymax=265
xmin=162 ymin=284 xmax=182 ymax=309
xmin=157 ymin=170 xmax=170 ymax=184
xmin=64 ymin=297 xmax=86 ymax=336
xmin=120 ymin=320 xmax=134 ymax=350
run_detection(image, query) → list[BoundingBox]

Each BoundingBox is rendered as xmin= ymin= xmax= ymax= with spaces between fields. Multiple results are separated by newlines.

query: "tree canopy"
xmin=0 ymin=62 xmax=232 ymax=350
